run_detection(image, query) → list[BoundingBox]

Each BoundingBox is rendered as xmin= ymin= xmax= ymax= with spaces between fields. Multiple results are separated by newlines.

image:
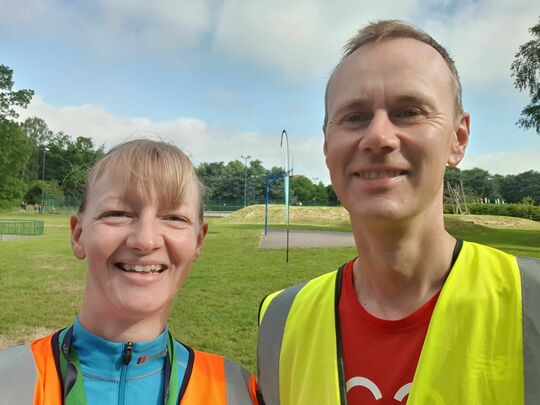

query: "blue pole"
xmin=265 ymin=174 xmax=270 ymax=235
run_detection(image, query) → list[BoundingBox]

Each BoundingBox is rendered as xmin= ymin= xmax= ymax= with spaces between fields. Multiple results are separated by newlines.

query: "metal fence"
xmin=0 ymin=219 xmax=44 ymax=237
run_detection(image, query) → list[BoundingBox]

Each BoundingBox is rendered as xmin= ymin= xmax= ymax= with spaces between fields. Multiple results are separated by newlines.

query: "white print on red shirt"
xmin=346 ymin=377 xmax=412 ymax=402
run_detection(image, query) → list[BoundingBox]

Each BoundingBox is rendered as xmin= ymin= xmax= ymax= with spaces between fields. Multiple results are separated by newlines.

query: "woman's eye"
xmin=101 ymin=211 xmax=130 ymax=219
xmin=164 ymin=215 xmax=189 ymax=223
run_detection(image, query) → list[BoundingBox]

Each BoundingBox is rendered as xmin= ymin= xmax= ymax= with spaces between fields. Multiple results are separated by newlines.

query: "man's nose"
xmin=126 ymin=217 xmax=164 ymax=253
xmin=359 ymin=111 xmax=399 ymax=153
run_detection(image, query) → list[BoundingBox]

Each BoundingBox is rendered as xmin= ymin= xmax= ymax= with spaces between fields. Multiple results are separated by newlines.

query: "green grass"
xmin=1 ymin=211 xmax=539 ymax=373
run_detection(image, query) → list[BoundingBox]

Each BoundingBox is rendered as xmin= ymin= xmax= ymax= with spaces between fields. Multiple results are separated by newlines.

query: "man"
xmin=257 ymin=20 xmax=540 ymax=404
xmin=0 ymin=139 xmax=259 ymax=404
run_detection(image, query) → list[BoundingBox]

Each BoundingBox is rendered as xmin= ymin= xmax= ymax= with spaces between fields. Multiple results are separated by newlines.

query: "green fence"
xmin=0 ymin=219 xmax=44 ymax=237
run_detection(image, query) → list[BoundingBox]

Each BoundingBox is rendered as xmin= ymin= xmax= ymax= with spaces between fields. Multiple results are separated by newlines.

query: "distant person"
xmin=0 ymin=139 xmax=259 ymax=404
xmin=257 ymin=20 xmax=540 ymax=404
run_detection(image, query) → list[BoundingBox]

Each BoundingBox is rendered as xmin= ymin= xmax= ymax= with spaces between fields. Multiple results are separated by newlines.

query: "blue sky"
xmin=1 ymin=0 xmax=539 ymax=184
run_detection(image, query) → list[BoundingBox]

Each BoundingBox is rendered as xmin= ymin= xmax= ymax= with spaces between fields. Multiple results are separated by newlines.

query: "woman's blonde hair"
xmin=79 ymin=139 xmax=204 ymax=224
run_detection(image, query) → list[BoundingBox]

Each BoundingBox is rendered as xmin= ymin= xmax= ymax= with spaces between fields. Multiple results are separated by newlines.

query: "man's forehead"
xmin=327 ymin=38 xmax=453 ymax=105
xmin=340 ymin=38 xmax=447 ymax=77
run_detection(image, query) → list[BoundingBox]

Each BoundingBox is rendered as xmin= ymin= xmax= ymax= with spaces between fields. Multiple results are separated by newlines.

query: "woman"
xmin=0 ymin=139 xmax=259 ymax=404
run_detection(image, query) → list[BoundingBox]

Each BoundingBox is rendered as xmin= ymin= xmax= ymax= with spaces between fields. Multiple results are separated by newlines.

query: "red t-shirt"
xmin=339 ymin=259 xmax=439 ymax=404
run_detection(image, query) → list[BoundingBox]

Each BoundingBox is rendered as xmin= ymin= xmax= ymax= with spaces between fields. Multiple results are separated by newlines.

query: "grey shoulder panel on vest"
xmin=517 ymin=256 xmax=540 ymax=405
xmin=224 ymin=358 xmax=254 ymax=404
xmin=257 ymin=282 xmax=306 ymax=405
xmin=0 ymin=345 xmax=36 ymax=405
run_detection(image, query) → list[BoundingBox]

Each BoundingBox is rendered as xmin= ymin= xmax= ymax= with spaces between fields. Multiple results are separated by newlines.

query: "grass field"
xmin=1 ymin=209 xmax=539 ymax=373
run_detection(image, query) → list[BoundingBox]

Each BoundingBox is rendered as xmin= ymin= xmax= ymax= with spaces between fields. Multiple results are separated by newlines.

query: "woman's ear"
xmin=70 ymin=214 xmax=86 ymax=260
xmin=194 ymin=222 xmax=209 ymax=259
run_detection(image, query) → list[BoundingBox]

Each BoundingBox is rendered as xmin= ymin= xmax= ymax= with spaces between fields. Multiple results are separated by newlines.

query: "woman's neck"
xmin=78 ymin=305 xmax=168 ymax=342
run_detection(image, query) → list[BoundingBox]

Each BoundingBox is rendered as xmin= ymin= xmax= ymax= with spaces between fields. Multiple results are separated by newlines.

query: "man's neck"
xmin=350 ymin=215 xmax=457 ymax=320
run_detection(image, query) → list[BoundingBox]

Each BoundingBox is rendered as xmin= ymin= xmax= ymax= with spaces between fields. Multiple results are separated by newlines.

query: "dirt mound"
xmin=221 ymin=204 xmax=351 ymax=227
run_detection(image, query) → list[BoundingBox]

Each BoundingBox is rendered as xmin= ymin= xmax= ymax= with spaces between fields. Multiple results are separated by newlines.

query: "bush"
xmin=445 ymin=203 xmax=540 ymax=222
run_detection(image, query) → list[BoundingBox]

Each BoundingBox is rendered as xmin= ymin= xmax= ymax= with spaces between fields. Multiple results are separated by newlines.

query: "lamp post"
xmin=241 ymin=155 xmax=251 ymax=207
xmin=280 ymin=130 xmax=291 ymax=264
xmin=40 ymin=146 xmax=48 ymax=213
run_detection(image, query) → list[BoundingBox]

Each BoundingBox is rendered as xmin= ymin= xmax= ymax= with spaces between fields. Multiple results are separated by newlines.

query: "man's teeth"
xmin=357 ymin=171 xmax=403 ymax=179
xmin=119 ymin=264 xmax=165 ymax=273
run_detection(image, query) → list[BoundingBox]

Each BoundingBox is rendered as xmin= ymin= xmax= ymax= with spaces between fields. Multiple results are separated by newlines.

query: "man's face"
xmin=324 ymin=38 xmax=469 ymax=224
xmin=70 ymin=173 xmax=207 ymax=322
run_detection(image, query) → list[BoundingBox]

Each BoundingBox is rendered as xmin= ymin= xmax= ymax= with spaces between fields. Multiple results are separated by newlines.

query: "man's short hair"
xmin=323 ymin=19 xmax=463 ymax=128
xmin=79 ymin=139 xmax=205 ymax=225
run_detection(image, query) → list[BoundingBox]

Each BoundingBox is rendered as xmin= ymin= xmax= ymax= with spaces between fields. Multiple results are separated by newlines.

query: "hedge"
xmin=445 ymin=203 xmax=540 ymax=222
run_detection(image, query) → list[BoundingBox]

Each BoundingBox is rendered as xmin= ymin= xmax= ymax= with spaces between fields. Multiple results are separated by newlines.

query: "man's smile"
xmin=353 ymin=170 xmax=407 ymax=180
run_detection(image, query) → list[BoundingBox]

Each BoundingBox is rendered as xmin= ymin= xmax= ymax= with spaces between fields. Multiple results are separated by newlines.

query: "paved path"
xmin=259 ymin=229 xmax=355 ymax=248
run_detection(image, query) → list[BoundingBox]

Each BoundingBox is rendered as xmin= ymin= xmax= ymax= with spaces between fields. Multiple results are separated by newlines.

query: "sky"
xmin=1 ymin=0 xmax=539 ymax=185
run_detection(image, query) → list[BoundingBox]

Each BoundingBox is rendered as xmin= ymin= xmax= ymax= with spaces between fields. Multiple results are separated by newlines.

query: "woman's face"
xmin=70 ymin=172 xmax=207 ymax=324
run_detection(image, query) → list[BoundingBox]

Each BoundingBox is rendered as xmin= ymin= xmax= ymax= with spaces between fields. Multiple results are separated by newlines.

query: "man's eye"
xmin=342 ymin=112 xmax=372 ymax=124
xmin=395 ymin=109 xmax=422 ymax=118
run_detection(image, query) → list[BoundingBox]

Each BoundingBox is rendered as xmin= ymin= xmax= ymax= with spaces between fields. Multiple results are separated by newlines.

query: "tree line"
xmin=0 ymin=65 xmax=104 ymax=209
xmin=444 ymin=167 xmax=540 ymax=205
xmin=196 ymin=161 xmax=336 ymax=207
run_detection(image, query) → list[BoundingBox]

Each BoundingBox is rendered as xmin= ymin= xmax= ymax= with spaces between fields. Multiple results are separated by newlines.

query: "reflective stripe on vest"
xmin=518 ymin=256 xmax=540 ymax=404
xmin=257 ymin=283 xmax=306 ymax=405
xmin=258 ymin=241 xmax=540 ymax=405
xmin=0 ymin=345 xmax=36 ymax=405
xmin=181 ymin=350 xmax=258 ymax=404
xmin=259 ymin=271 xmax=344 ymax=405
xmin=1 ymin=336 xmax=257 ymax=404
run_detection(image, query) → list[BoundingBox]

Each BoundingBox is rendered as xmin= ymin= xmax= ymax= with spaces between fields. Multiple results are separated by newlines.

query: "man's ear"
xmin=70 ymin=214 xmax=86 ymax=260
xmin=447 ymin=112 xmax=470 ymax=167
xmin=323 ymin=128 xmax=329 ymax=167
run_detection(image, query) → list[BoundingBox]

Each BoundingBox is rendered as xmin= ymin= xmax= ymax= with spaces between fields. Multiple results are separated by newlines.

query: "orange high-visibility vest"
xmin=2 ymin=334 xmax=258 ymax=405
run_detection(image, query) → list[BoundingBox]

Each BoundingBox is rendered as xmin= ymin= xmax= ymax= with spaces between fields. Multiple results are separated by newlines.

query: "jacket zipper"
xmin=118 ymin=342 xmax=133 ymax=405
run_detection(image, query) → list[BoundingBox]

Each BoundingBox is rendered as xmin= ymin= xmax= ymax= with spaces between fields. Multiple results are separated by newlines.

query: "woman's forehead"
xmin=87 ymin=172 xmax=197 ymax=209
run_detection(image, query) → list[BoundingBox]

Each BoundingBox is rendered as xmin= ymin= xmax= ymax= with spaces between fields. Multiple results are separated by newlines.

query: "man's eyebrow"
xmin=330 ymin=97 xmax=371 ymax=119
xmin=391 ymin=92 xmax=437 ymax=108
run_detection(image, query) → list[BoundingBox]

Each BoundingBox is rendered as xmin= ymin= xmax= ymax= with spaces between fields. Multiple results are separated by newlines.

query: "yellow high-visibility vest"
xmin=258 ymin=241 xmax=540 ymax=404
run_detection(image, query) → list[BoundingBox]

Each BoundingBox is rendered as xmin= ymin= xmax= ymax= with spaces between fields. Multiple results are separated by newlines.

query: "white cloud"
xmin=2 ymin=0 xmax=537 ymax=85
xmin=421 ymin=0 xmax=539 ymax=87
xmin=0 ymin=0 xmax=212 ymax=58
xmin=461 ymin=150 xmax=540 ymax=175
xmin=212 ymin=0 xmax=419 ymax=81
xmin=17 ymin=95 xmax=332 ymax=182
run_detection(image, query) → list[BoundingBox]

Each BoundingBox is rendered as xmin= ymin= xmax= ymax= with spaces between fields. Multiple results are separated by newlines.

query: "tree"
xmin=290 ymin=175 xmax=315 ymax=205
xmin=0 ymin=119 xmax=33 ymax=202
xmin=511 ymin=17 xmax=540 ymax=134
xmin=498 ymin=170 xmax=540 ymax=204
xmin=20 ymin=117 xmax=53 ymax=181
xmin=461 ymin=168 xmax=499 ymax=200
xmin=197 ymin=161 xmax=227 ymax=201
xmin=21 ymin=116 xmax=52 ymax=146
xmin=0 ymin=65 xmax=34 ymax=120
xmin=267 ymin=167 xmax=285 ymax=202
xmin=247 ymin=159 xmax=267 ymax=203
xmin=326 ymin=184 xmax=339 ymax=205
xmin=313 ymin=181 xmax=329 ymax=205
xmin=43 ymin=133 xmax=104 ymax=199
